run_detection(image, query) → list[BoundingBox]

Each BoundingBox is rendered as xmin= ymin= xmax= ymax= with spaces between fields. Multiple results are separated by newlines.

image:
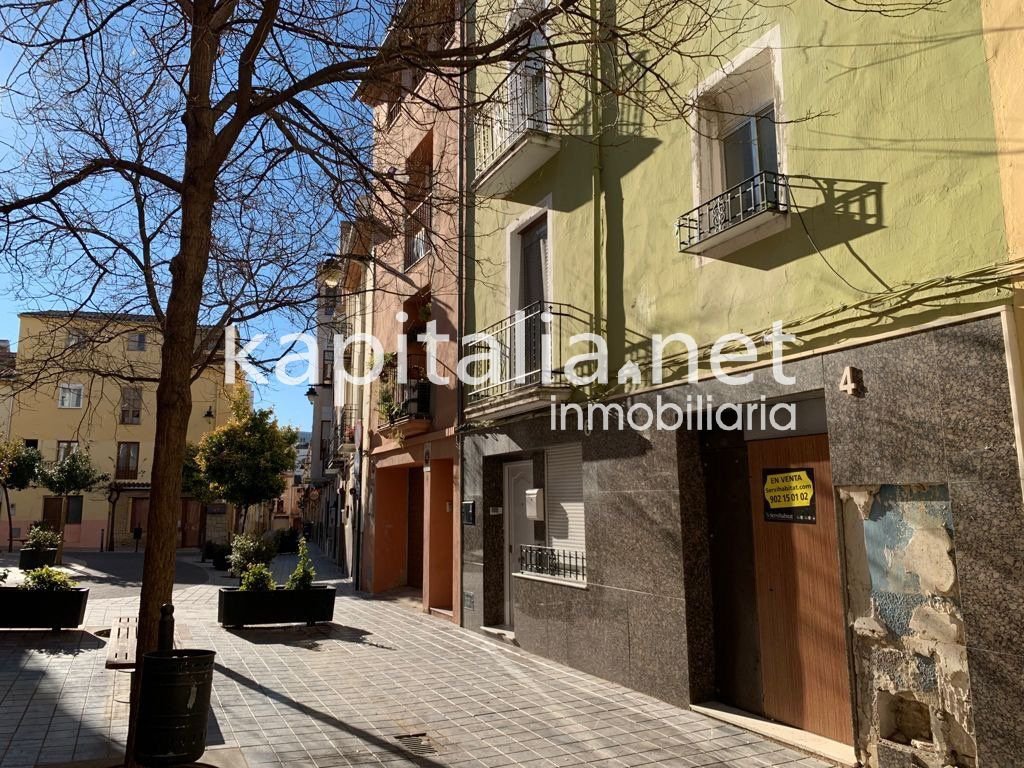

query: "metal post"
xmin=99 ymin=529 xmax=104 ymax=552
xmin=158 ymin=603 xmax=174 ymax=651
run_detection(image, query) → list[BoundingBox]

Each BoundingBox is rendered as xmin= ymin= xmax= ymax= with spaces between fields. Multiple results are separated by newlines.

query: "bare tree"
xmin=0 ymin=0 xmax=935 ymax=762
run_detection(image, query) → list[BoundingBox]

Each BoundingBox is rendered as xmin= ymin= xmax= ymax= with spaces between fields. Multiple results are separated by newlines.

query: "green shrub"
xmin=286 ymin=537 xmax=316 ymax=590
xmin=24 ymin=526 xmax=61 ymax=551
xmin=229 ymin=533 xmax=276 ymax=575
xmin=21 ymin=567 xmax=77 ymax=591
xmin=239 ymin=563 xmax=275 ymax=592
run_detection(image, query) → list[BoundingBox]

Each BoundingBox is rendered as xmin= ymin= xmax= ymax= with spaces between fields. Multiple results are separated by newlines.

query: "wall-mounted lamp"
xmin=305 ymin=386 xmax=318 ymax=406
xmin=203 ymin=406 xmax=215 ymax=420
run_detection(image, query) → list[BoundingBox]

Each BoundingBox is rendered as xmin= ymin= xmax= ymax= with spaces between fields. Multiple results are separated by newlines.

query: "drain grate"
xmin=395 ymin=733 xmax=437 ymax=756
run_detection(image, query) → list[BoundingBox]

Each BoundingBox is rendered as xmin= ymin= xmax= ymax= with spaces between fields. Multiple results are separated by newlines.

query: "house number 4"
xmin=839 ymin=366 xmax=863 ymax=396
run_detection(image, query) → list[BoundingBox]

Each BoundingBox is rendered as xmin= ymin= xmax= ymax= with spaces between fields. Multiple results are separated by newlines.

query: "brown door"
xmin=407 ymin=468 xmax=424 ymax=589
xmin=181 ymin=501 xmax=201 ymax=548
xmin=747 ymin=434 xmax=853 ymax=745
xmin=42 ymin=497 xmax=62 ymax=530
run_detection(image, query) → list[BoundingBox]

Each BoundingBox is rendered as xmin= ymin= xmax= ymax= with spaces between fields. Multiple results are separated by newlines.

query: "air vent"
xmin=394 ymin=733 xmax=437 ymax=756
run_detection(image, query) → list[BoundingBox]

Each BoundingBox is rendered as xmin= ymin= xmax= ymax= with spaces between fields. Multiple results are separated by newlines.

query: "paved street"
xmin=0 ymin=549 xmax=832 ymax=768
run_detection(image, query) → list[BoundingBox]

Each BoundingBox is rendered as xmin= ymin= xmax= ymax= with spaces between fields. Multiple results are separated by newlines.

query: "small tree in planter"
xmin=38 ymin=451 xmax=108 ymax=563
xmin=0 ymin=441 xmax=42 ymax=552
xmin=286 ymin=537 xmax=316 ymax=591
xmin=239 ymin=564 xmax=275 ymax=592
xmin=19 ymin=526 xmax=62 ymax=570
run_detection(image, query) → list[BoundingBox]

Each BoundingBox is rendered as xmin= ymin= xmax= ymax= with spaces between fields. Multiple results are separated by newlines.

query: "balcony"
xmin=378 ymin=370 xmax=432 ymax=438
xmin=464 ymin=301 xmax=588 ymax=419
xmin=473 ymin=69 xmax=560 ymax=198
xmin=519 ymin=545 xmax=586 ymax=583
xmin=677 ymin=171 xmax=789 ymax=257
xmin=404 ymin=199 xmax=431 ymax=270
xmin=325 ymin=405 xmax=359 ymax=475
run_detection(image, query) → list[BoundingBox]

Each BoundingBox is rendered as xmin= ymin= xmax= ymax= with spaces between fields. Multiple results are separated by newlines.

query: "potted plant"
xmin=227 ymin=533 xmax=276 ymax=577
xmin=0 ymin=566 xmax=89 ymax=630
xmin=218 ymin=537 xmax=335 ymax=628
xmin=19 ymin=526 xmax=61 ymax=570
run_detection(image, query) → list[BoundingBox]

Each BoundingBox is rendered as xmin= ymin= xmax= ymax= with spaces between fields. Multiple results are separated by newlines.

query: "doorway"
xmin=502 ymin=460 xmax=534 ymax=628
xmin=746 ymin=434 xmax=854 ymax=745
xmin=407 ymin=467 xmax=424 ymax=590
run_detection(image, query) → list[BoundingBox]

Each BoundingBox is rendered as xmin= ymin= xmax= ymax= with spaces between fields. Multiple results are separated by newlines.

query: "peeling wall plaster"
xmin=839 ymin=485 xmax=977 ymax=768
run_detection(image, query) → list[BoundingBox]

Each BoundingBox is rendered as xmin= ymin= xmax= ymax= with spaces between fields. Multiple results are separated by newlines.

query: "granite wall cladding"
xmin=823 ymin=315 xmax=1024 ymax=767
xmin=461 ymin=313 xmax=1024 ymax=761
xmin=462 ymin=406 xmax=704 ymax=706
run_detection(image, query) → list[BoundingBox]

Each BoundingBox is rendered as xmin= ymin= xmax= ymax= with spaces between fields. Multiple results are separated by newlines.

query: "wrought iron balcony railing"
xmin=474 ymin=69 xmax=550 ymax=174
xmin=677 ymin=170 xmax=789 ymax=252
xmin=326 ymin=405 xmax=359 ymax=471
xmin=464 ymin=301 xmax=589 ymax=405
xmin=378 ymin=369 xmax=432 ymax=425
xmin=404 ymin=199 xmax=431 ymax=270
xmin=519 ymin=544 xmax=586 ymax=582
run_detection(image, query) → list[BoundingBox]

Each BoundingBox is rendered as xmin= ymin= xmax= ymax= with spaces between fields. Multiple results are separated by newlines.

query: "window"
xmin=120 ymin=386 xmax=142 ymax=425
xmin=23 ymin=439 xmax=38 ymax=450
xmin=66 ymin=495 xmax=83 ymax=525
xmin=683 ymin=33 xmax=788 ymax=257
xmin=322 ymin=349 xmax=334 ymax=385
xmin=56 ymin=440 xmax=78 ymax=462
xmin=321 ymin=285 xmax=339 ymax=316
xmin=57 ymin=384 xmax=84 ymax=409
xmin=116 ymin=442 xmax=140 ymax=480
xmin=126 ymin=333 xmax=147 ymax=352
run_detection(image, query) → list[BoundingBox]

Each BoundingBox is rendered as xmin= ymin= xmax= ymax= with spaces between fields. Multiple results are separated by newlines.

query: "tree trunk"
xmin=3 ymin=485 xmax=12 ymax=553
xmin=124 ymin=8 xmax=221 ymax=767
xmin=56 ymin=495 xmax=68 ymax=564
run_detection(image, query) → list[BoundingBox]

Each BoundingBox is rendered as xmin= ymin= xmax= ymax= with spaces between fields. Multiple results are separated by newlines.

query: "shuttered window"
xmin=545 ymin=443 xmax=585 ymax=553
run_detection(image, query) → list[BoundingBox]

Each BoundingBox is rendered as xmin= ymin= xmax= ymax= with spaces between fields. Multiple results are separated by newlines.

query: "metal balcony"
xmin=378 ymin=372 xmax=432 ymax=437
xmin=519 ymin=545 xmax=586 ymax=582
xmin=677 ymin=171 xmax=789 ymax=256
xmin=326 ymin=405 xmax=359 ymax=474
xmin=473 ymin=69 xmax=560 ymax=198
xmin=463 ymin=301 xmax=589 ymax=418
xmin=404 ymin=199 xmax=431 ymax=270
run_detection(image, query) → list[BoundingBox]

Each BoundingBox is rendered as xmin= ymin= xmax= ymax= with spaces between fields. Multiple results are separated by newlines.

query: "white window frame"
xmin=505 ymin=195 xmax=553 ymax=317
xmin=57 ymin=383 xmax=84 ymax=409
xmin=688 ymin=27 xmax=788 ymax=263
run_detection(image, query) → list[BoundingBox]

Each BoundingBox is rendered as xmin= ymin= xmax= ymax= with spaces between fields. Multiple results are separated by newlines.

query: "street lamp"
xmin=305 ymin=386 xmax=317 ymax=405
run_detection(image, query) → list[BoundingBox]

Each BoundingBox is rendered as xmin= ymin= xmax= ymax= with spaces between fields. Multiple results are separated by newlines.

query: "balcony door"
xmin=510 ymin=216 xmax=547 ymax=385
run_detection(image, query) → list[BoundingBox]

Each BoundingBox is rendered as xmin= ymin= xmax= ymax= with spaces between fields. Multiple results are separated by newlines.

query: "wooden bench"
xmin=105 ymin=615 xmax=191 ymax=670
xmin=106 ymin=616 xmax=139 ymax=670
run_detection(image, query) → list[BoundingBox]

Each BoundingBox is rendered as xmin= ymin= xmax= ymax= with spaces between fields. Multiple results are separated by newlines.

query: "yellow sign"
xmin=764 ymin=470 xmax=814 ymax=510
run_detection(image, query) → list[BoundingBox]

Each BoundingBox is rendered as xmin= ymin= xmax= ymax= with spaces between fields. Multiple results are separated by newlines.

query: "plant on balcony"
xmin=0 ymin=440 xmax=42 ymax=553
xmin=0 ymin=566 xmax=89 ymax=629
xmin=19 ymin=526 xmax=62 ymax=570
xmin=239 ymin=563 xmax=275 ymax=592
xmin=285 ymin=537 xmax=316 ymax=590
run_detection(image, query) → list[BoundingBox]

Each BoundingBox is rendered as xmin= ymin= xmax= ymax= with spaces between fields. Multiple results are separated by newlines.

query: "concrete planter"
xmin=0 ymin=587 xmax=89 ymax=630
xmin=18 ymin=548 xmax=57 ymax=570
xmin=217 ymin=586 xmax=336 ymax=628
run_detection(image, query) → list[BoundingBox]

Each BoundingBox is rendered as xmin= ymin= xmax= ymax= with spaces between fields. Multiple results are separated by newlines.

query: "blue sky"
xmin=0 ymin=43 xmax=317 ymax=433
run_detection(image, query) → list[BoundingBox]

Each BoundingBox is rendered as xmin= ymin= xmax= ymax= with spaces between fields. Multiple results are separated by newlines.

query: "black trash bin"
xmin=134 ymin=649 xmax=216 ymax=767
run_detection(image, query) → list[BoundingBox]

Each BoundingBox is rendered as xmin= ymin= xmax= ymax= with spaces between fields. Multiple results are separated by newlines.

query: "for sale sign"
xmin=762 ymin=468 xmax=816 ymax=524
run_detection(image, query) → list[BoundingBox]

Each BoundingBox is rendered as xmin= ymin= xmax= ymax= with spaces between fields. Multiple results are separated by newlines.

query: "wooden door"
xmin=407 ymin=468 xmax=424 ymax=589
xmin=747 ymin=434 xmax=853 ymax=745
xmin=181 ymin=501 xmax=201 ymax=548
xmin=42 ymin=497 xmax=62 ymax=530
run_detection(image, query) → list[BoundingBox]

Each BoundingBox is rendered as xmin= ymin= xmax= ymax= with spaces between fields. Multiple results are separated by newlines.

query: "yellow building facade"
xmin=2 ymin=312 xmax=235 ymax=551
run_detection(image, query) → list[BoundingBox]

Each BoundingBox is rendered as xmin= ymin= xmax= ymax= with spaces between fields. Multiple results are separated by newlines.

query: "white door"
xmin=503 ymin=461 xmax=535 ymax=627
